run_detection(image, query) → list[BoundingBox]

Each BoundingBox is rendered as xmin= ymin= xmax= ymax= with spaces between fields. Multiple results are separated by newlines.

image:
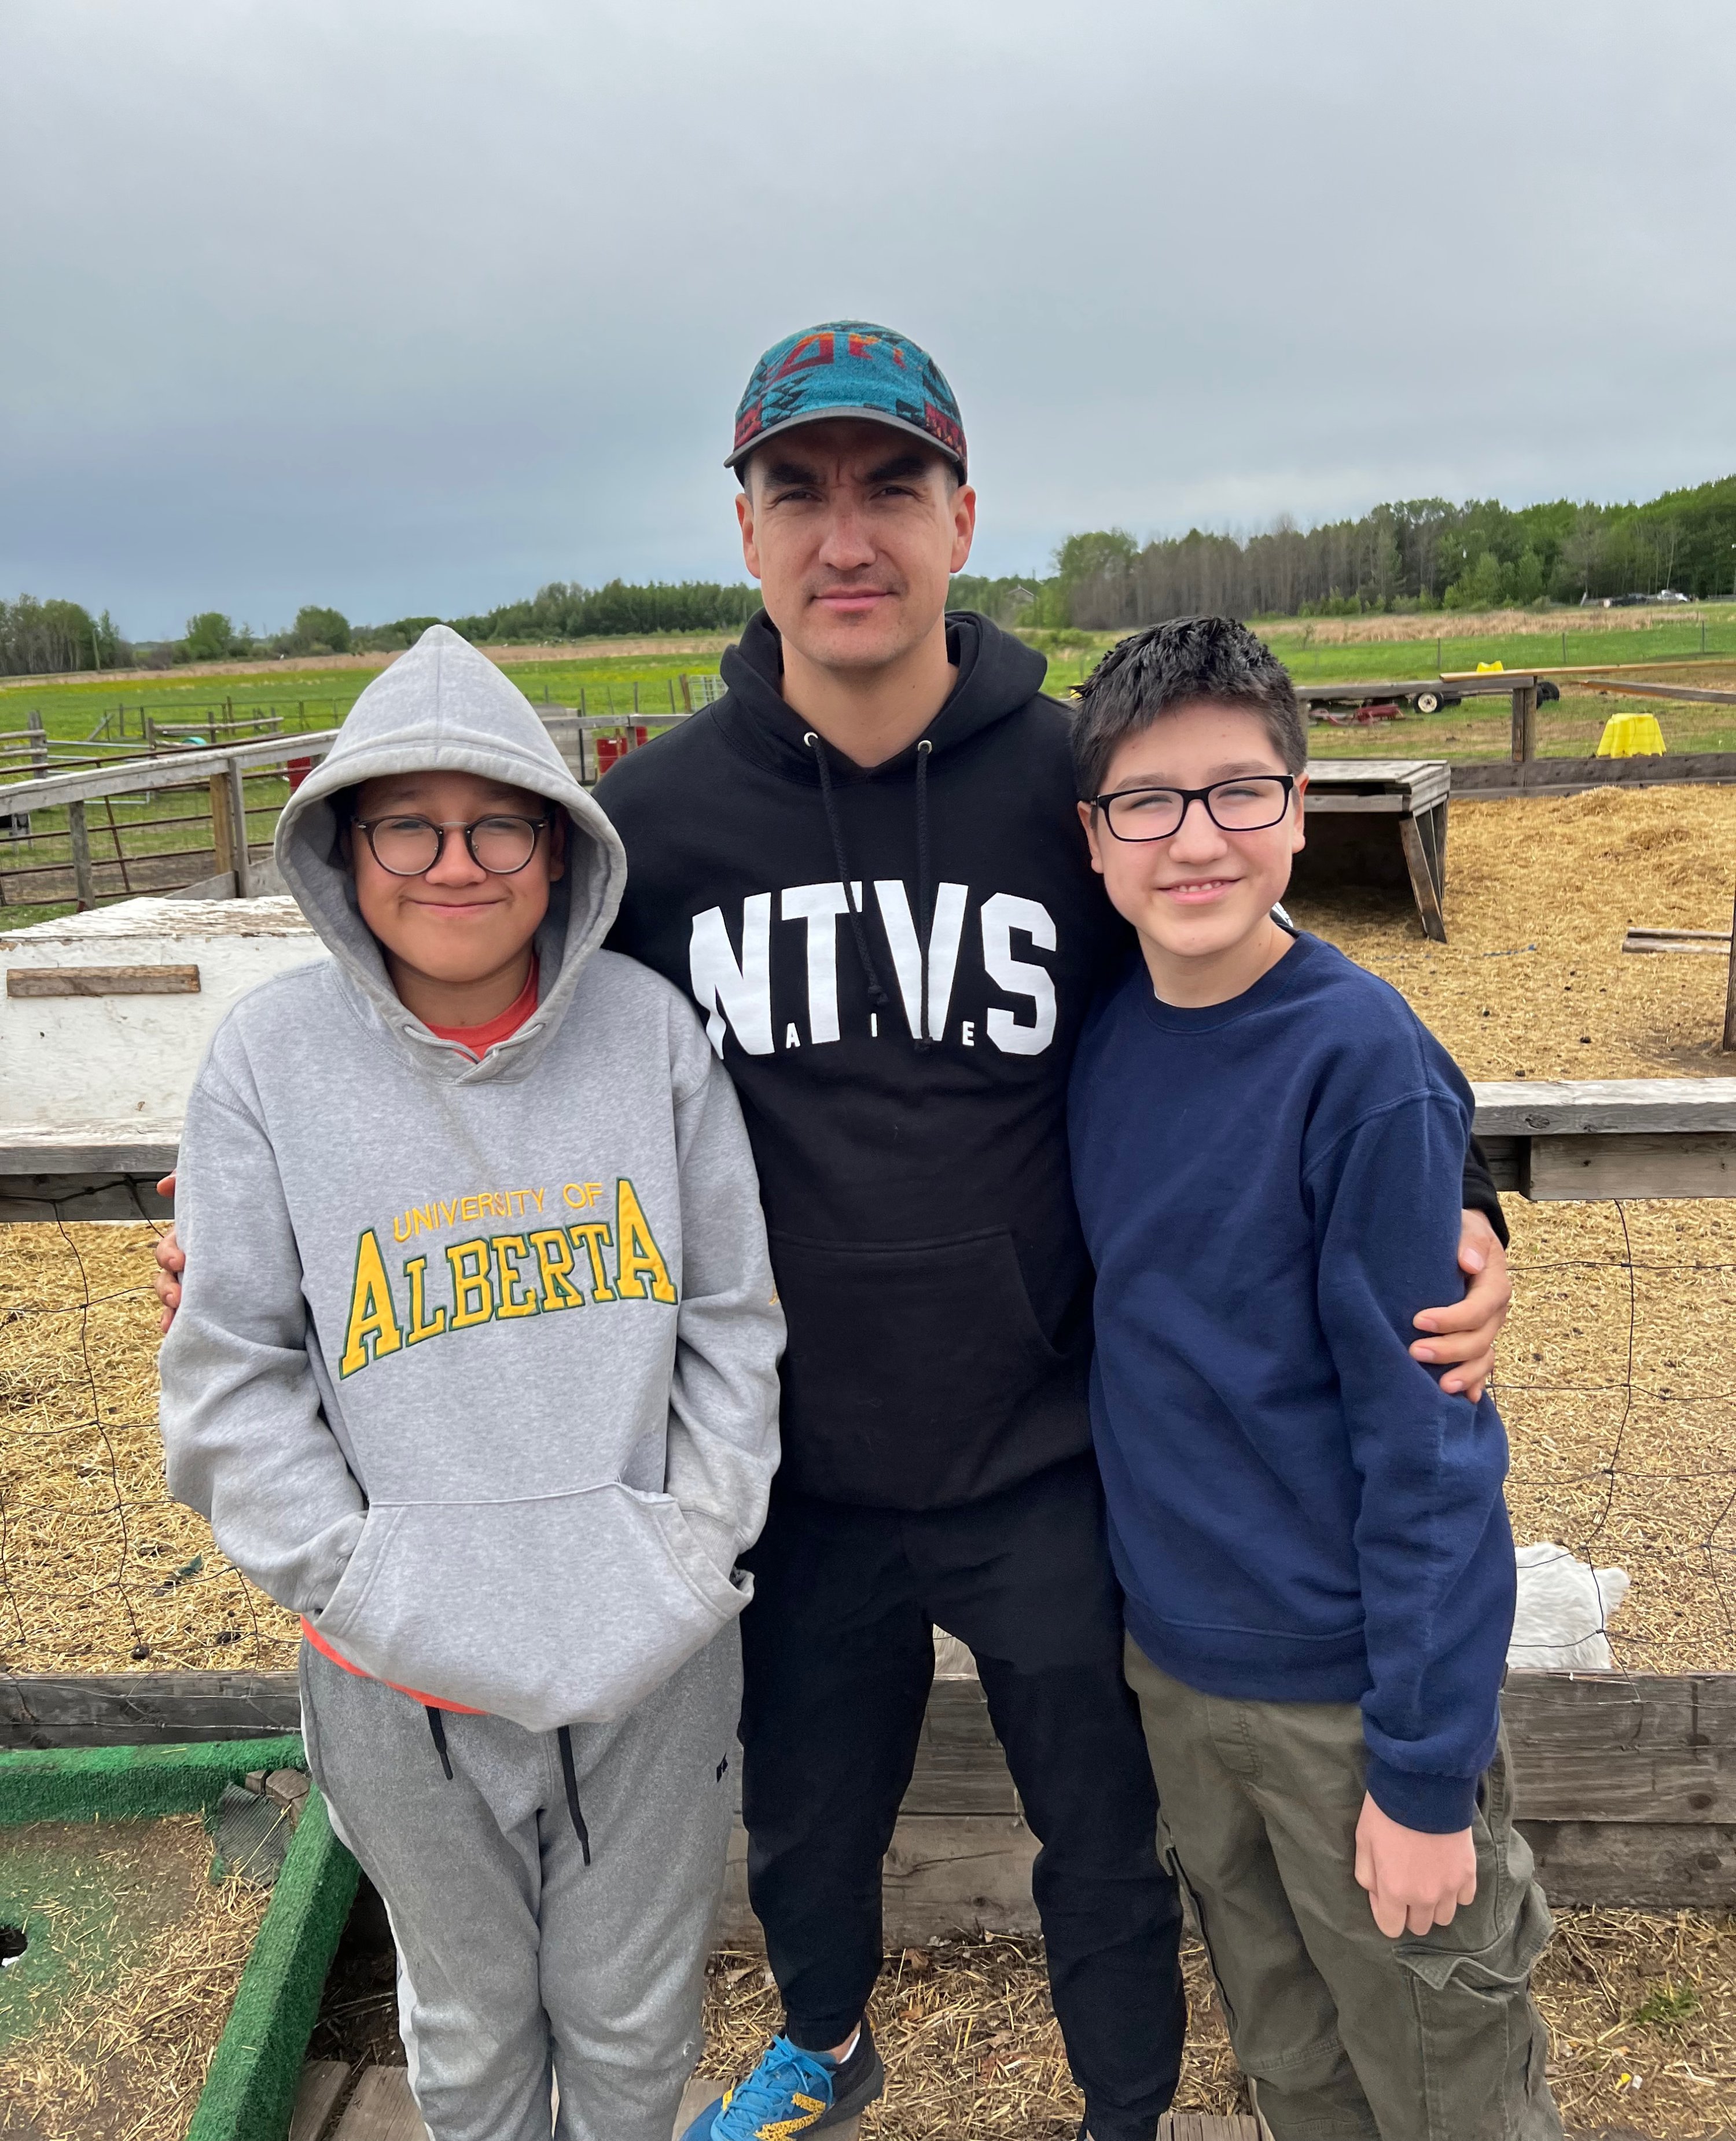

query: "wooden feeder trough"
xmin=0 ymin=1737 xmax=356 ymax=2141
xmin=0 ymin=896 xmax=322 ymax=1220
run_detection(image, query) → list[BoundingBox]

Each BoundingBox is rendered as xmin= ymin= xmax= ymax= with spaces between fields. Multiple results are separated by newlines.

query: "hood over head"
xmin=274 ymin=624 xmax=626 ymax=1080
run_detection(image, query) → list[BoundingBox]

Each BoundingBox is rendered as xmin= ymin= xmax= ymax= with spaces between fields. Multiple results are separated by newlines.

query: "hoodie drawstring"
xmin=557 ymin=1725 xmax=593 ymax=1865
xmin=426 ymin=1706 xmax=590 ymax=1865
xmin=804 ymin=733 xmax=890 ymax=1014
xmin=425 ymin=1705 xmax=454 ymax=1779
xmin=913 ymin=740 xmax=933 ymax=1054
xmin=805 ymin=729 xmax=939 ymax=1049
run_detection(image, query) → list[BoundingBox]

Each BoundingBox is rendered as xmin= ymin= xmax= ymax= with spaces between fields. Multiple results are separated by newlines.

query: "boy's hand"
xmin=1409 ymin=1212 xmax=1509 ymax=1402
xmin=153 ymin=1175 xmax=184 ymax=1334
xmin=1355 ymin=1793 xmax=1477 ymax=1937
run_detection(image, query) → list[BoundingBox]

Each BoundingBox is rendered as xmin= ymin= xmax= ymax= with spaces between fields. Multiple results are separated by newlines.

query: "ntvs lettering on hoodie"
xmin=688 ymin=881 xmax=1058 ymax=1058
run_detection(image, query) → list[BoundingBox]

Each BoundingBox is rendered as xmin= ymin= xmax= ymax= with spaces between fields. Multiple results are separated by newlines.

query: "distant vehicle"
xmin=1599 ymin=590 xmax=1690 ymax=607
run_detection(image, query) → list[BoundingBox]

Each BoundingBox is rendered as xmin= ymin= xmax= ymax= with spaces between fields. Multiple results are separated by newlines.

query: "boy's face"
xmin=348 ymin=770 xmax=565 ymax=992
xmin=1079 ymin=702 xmax=1307 ymax=966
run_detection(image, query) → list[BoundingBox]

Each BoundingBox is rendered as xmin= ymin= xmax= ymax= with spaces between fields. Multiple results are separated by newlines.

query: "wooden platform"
xmin=1301 ymin=759 xmax=1450 ymax=941
xmin=10 ymin=1665 xmax=1735 ymax=1916
xmin=295 ymin=2062 xmax=1257 ymax=2140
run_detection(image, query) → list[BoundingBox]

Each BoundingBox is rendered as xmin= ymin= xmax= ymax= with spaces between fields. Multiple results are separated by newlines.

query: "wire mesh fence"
xmin=0 ymin=1190 xmax=1733 ymax=1680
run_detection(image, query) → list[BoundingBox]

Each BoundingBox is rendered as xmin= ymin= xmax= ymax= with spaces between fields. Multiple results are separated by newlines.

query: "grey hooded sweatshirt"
xmin=159 ymin=626 xmax=783 ymax=1733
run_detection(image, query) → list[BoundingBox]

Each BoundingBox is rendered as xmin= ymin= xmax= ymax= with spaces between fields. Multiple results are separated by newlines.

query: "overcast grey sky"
xmin=4 ymin=0 xmax=1734 ymax=637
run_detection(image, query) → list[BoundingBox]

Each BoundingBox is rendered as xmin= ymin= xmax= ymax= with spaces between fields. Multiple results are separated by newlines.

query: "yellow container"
xmin=1595 ymin=712 xmax=1667 ymax=757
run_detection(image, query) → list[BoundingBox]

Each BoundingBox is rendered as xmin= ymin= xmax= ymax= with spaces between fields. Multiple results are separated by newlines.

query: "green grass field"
xmin=1 ymin=606 xmax=1733 ymax=931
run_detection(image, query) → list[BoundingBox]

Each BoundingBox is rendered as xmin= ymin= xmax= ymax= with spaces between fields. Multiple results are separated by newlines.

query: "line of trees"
xmin=1055 ymin=473 xmax=1736 ymax=631
xmin=0 ymin=596 xmax=124 ymax=676
xmin=439 ymin=580 xmax=763 ymax=646
xmin=7 ymin=472 xmax=1734 ymax=679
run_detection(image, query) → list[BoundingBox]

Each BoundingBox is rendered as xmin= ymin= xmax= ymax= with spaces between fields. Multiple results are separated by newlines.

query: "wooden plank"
xmin=1576 ymin=676 xmax=1736 ymax=706
xmin=1398 ymin=816 xmax=1448 ymax=943
xmin=1511 ymin=681 xmax=1538 ymax=765
xmin=1301 ymin=793 xmax=1408 ymax=814
xmin=289 ymin=2061 xmax=352 ymax=2141
xmin=67 ymin=799 xmax=95 ymax=910
xmin=0 ymin=1123 xmax=181 ymax=1176
xmin=1524 ymin=1131 xmax=1736 ymax=1200
xmin=676 ymin=2079 xmax=724 ymax=2132
xmin=0 ymin=1669 xmax=300 ymax=1747
xmin=7 ymin=963 xmax=201 ymax=997
xmin=1470 ymin=1078 xmax=1736 ymax=1136
xmin=332 ymin=2065 xmax=424 ymax=2141
xmin=1452 ymin=749 xmax=1736 ymax=793
xmin=1519 ymin=1820 xmax=1736 ymax=1911
xmin=0 ymin=730 xmax=340 ymax=815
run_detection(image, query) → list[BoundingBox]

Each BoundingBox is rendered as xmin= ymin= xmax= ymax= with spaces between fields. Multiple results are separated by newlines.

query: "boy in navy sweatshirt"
xmin=1068 ymin=619 xmax=1561 ymax=2140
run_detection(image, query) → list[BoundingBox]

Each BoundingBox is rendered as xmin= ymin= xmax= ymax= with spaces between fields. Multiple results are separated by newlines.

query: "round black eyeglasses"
xmin=1090 ymin=775 xmax=1296 ymax=843
xmin=352 ymin=814 xmax=551 ymax=878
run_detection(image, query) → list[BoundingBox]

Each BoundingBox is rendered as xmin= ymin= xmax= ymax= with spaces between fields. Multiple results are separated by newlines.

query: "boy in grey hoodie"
xmin=159 ymin=626 xmax=784 ymax=2141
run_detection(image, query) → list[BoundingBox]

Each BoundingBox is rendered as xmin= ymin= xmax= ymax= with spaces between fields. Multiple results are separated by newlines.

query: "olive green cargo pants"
xmin=1125 ymin=1640 xmax=1562 ymax=2140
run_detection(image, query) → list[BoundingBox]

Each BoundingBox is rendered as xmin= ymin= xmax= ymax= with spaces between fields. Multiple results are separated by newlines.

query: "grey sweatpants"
xmin=299 ymin=1628 xmax=741 ymax=2141
xmin=1126 ymin=1640 xmax=1562 ymax=2141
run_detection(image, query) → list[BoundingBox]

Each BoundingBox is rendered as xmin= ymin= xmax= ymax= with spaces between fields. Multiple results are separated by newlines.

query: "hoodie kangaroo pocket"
xmin=310 ymin=1483 xmax=745 ymax=1732
xmin=768 ymin=1227 xmax=1068 ymax=1499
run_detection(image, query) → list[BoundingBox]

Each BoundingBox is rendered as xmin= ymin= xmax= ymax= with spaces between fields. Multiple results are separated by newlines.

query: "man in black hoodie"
xmin=155 ymin=322 xmax=1511 ymax=2141
xmin=598 ymin=323 xmax=1514 ymax=2141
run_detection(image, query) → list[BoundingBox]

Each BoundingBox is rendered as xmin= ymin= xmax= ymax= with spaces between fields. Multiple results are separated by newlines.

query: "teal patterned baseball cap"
xmin=727 ymin=321 xmax=967 ymax=479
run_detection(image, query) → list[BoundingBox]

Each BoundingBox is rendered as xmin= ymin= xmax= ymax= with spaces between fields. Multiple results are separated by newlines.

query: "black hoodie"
xmin=598 ymin=611 xmax=1504 ymax=1511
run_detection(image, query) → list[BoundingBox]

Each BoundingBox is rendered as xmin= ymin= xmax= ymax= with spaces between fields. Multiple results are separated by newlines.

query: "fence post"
xmin=1723 ymin=889 xmax=1736 ymax=1054
xmin=27 ymin=708 xmax=46 ymax=774
xmin=1511 ymin=681 xmax=1538 ymax=766
xmin=209 ymin=770 xmax=239 ymax=889
xmin=67 ymin=801 xmax=96 ymax=911
xmin=228 ymin=759 xmax=253 ymax=897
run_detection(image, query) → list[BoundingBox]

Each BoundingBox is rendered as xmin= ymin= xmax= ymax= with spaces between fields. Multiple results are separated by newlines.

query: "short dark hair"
xmin=1070 ymin=616 xmax=1307 ymax=800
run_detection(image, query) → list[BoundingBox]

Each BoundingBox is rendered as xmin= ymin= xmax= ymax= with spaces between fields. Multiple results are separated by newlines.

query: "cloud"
xmin=3 ymin=0 xmax=1734 ymax=633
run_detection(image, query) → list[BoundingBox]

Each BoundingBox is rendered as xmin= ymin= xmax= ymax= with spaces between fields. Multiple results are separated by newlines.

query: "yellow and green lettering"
xmin=569 ymin=1221 xmax=617 ymax=1303
xmin=403 ymin=1255 xmax=447 ymax=1344
xmin=341 ymin=1229 xmax=403 ymax=1376
xmin=492 ymin=1234 xmax=538 ymax=1319
xmin=446 ymin=1238 xmax=494 ymax=1327
xmin=615 ymin=1179 xmax=677 ymax=1303
xmin=529 ymin=1228 xmax=586 ymax=1310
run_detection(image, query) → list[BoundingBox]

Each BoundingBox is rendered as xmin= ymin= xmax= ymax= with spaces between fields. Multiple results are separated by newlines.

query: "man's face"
xmin=348 ymin=770 xmax=565 ymax=992
xmin=736 ymin=418 xmax=976 ymax=674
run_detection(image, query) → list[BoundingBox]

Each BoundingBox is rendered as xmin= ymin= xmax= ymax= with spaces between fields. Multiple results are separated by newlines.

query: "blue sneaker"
xmin=682 ymin=2023 xmax=885 ymax=2138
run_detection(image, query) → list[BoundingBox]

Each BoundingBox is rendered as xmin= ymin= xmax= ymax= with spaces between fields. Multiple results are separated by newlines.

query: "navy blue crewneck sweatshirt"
xmin=1069 ymin=930 xmax=1514 ymax=1833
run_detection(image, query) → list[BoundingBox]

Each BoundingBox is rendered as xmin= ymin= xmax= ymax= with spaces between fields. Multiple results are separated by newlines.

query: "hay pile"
xmin=700 ymin=1920 xmax=1736 ymax=2139
xmin=0 ymin=1224 xmax=297 ymax=1676
xmin=0 ymin=1814 xmax=268 ymax=2141
xmin=1288 ymin=784 xmax=1736 ymax=1674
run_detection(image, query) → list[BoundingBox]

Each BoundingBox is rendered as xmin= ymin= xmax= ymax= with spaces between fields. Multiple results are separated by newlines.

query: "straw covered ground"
xmin=0 ymin=1813 xmax=267 ymax=2141
xmin=700 ymin=1918 xmax=1736 ymax=2140
xmin=1 ymin=788 xmax=1735 ymax=1674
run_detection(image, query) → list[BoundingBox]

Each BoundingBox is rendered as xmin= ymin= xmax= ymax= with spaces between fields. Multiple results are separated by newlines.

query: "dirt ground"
xmin=0 ymin=1813 xmax=266 ymax=2141
xmin=696 ymin=1921 xmax=1736 ymax=2141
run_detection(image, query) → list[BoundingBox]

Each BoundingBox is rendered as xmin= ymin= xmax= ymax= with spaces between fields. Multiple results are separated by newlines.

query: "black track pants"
xmin=737 ymin=1455 xmax=1186 ymax=2141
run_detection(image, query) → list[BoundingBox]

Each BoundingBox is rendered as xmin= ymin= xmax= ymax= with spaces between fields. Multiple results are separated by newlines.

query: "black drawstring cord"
xmin=425 ymin=1705 xmax=453 ymax=1780
xmin=913 ymin=739 xmax=933 ymax=1053
xmin=804 ymin=732 xmax=889 ymax=1012
xmin=557 ymin=1724 xmax=593 ymax=1866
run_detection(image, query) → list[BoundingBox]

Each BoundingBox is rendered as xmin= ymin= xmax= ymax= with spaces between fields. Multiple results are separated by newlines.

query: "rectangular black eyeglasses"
xmin=1090 ymin=774 xmax=1296 ymax=843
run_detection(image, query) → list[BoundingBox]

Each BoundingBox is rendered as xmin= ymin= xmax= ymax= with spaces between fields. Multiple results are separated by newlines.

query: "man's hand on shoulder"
xmin=1355 ymin=1793 xmax=1477 ymax=1937
xmin=153 ymin=1174 xmax=183 ymax=1334
xmin=1408 ymin=1211 xmax=1510 ymax=1403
